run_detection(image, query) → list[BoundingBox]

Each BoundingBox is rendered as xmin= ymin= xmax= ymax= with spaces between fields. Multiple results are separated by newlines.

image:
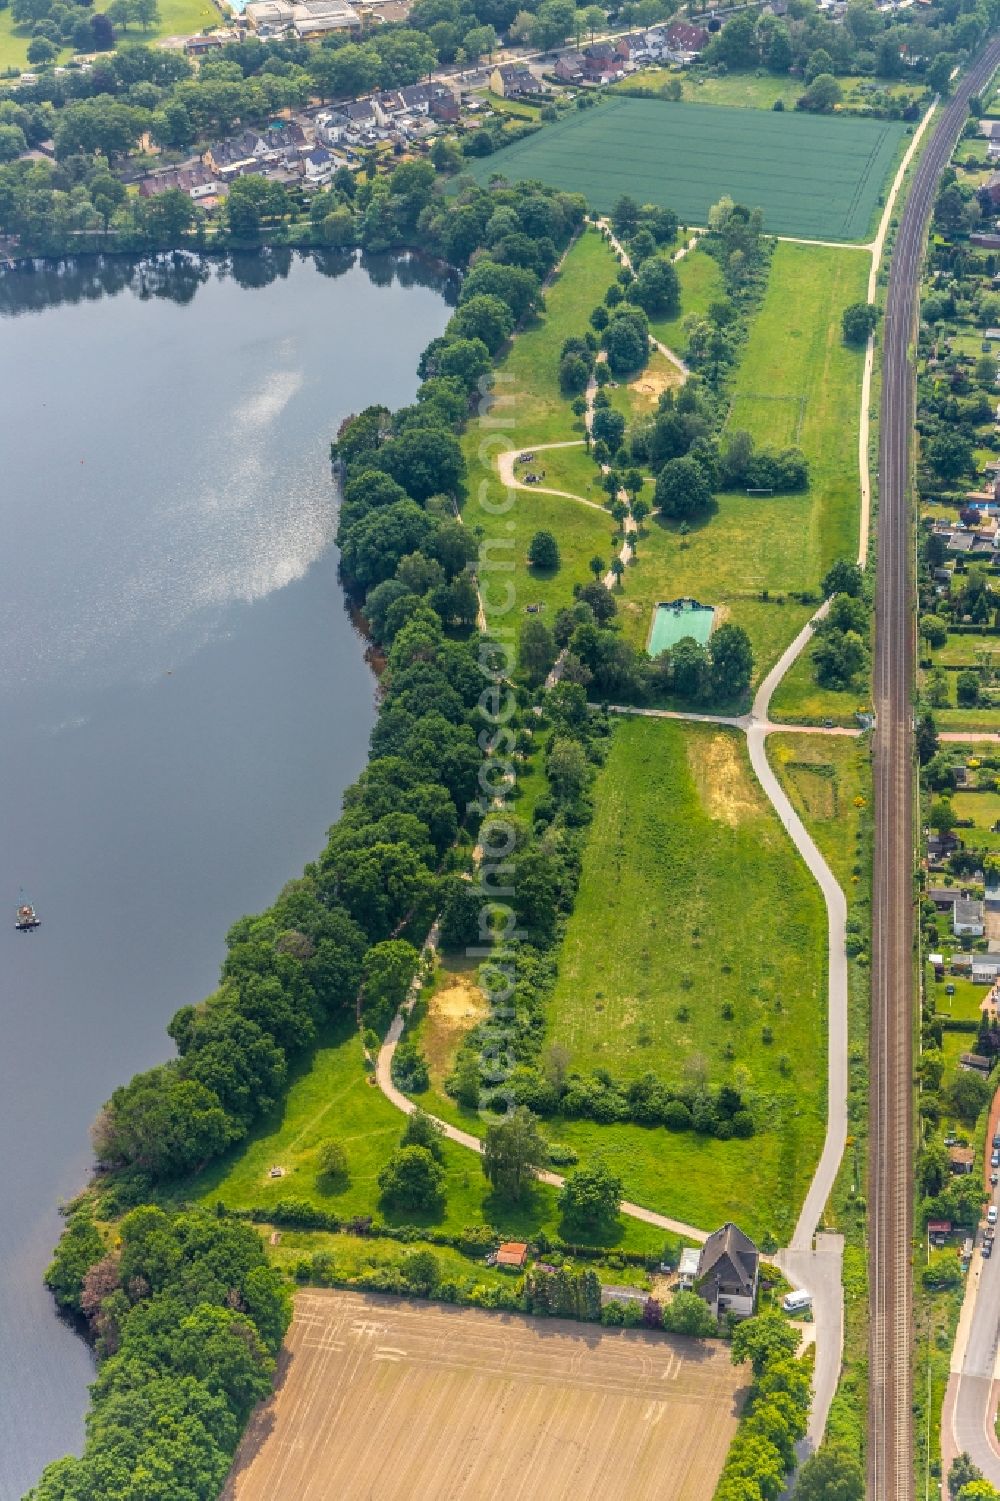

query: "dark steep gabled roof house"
xmin=695 ymin=1222 xmax=760 ymax=1321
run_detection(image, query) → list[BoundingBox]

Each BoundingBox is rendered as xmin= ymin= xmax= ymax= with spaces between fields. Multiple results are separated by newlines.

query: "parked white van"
xmin=782 ymin=1290 xmax=813 ymax=1315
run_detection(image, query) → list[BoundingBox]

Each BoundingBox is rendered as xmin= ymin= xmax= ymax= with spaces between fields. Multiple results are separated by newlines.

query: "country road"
xmin=869 ymin=39 xmax=1000 ymax=1501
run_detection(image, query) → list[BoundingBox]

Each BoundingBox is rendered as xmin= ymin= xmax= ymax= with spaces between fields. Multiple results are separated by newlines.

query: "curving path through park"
xmin=375 ymin=127 xmax=936 ymax=1451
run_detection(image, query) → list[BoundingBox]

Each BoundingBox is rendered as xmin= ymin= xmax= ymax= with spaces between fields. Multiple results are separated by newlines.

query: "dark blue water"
xmin=0 ymin=249 xmax=452 ymax=1499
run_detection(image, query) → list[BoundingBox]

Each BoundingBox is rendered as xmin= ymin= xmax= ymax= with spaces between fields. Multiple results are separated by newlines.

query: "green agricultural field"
xmin=465 ymin=96 xmax=906 ymax=242
xmin=543 ymin=716 xmax=827 ymax=1239
xmin=461 ymin=227 xmax=619 ymax=639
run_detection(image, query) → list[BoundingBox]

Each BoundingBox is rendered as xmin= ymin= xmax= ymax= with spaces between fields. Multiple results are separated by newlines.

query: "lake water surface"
xmin=0 ymin=248 xmax=452 ymax=1499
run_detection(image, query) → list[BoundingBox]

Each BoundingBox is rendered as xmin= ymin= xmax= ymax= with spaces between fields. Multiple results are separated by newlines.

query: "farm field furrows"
xmin=465 ymin=97 xmax=906 ymax=241
xmin=223 ymin=1290 xmax=748 ymax=1501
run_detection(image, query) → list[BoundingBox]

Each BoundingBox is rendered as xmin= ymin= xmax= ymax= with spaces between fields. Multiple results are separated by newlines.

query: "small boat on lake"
xmin=15 ymin=903 xmax=40 ymax=932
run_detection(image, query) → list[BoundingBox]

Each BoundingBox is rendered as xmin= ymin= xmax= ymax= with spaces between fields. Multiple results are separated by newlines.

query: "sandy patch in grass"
xmin=431 ymin=976 xmax=487 ymax=1029
xmin=628 ymin=363 xmax=682 ymax=409
xmin=687 ymin=732 xmax=763 ymax=825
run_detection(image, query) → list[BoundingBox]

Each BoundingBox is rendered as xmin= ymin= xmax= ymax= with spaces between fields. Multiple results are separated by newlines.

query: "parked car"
xmin=991 ymin=1171 xmax=998 ymax=1187
xmin=985 ymin=1240 xmax=993 ymax=1259
xmin=991 ymin=1150 xmax=999 ymax=1168
xmin=988 ymin=1205 xmax=997 ymax=1226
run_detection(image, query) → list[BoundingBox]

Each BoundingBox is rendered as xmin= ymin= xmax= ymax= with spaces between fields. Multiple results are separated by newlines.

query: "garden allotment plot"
xmin=469 ymin=97 xmax=906 ymax=241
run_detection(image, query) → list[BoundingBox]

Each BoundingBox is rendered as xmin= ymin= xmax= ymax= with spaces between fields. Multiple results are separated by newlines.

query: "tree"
xmin=655 ymin=455 xmax=712 ymax=519
xmin=377 ymin=1145 xmax=446 ymax=1211
xmin=449 ymin=293 xmax=514 ymax=355
xmin=373 ymin=426 xmax=465 ymax=501
xmin=27 ymin=35 xmax=57 ymax=63
xmin=482 ymin=1106 xmax=547 ymax=1199
xmin=317 ymin=1139 xmax=348 ymax=1180
xmin=957 ymin=669 xmax=981 ymax=708
xmin=799 ymin=74 xmax=842 ymax=113
xmin=950 ymin=1456 xmax=986 ymax=1499
xmin=928 ymin=797 xmax=955 ymax=835
xmin=920 ymin=614 xmax=948 ymax=650
xmin=518 ymin=617 xmax=557 ymax=684
xmin=927 ymin=431 xmax=973 ymax=484
xmin=629 ymin=255 xmax=680 ymax=317
xmin=361 ymin=939 xmax=420 ymax=1032
xmin=592 ymin=405 xmax=626 ymax=451
xmin=559 ymin=1160 xmax=623 ymax=1230
xmin=604 ymin=308 xmax=649 ymax=376
xmin=917 ymin=711 xmax=939 ymax=765
xmin=611 ymin=194 xmax=641 ymax=236
xmin=401 ymin=1108 xmax=444 ymax=1159
xmin=709 ymin=623 xmax=753 ymax=701
xmin=548 ymin=736 xmax=588 ymax=800
xmin=822 ymin=558 xmax=863 ymax=598
xmin=842 ymin=301 xmax=878 ymax=345
xmin=946 ymin=1069 xmax=992 ymax=1126
xmin=730 ymin=1312 xmax=801 ymax=1377
xmin=589 ymin=555 xmax=606 ymax=580
xmin=530 ymin=0 xmax=575 ymax=48
xmin=403 ymin=1247 xmax=440 ymax=1292
xmin=528 ymin=529 xmax=560 ymax=571
xmin=662 ymin=1289 xmax=718 ymax=1336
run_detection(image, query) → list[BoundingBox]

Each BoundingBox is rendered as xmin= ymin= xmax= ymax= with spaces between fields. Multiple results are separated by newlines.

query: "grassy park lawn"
xmin=769 ymin=647 xmax=870 ymax=725
xmin=461 ymin=228 xmax=619 ymax=639
xmin=543 ymin=716 xmax=826 ymax=1235
xmin=185 ymin=1018 xmax=662 ymax=1254
xmin=928 ymin=973 xmax=990 ymax=1024
xmin=465 ymin=96 xmax=906 ymax=241
xmin=767 ymin=733 xmax=868 ymax=893
xmin=0 ymin=0 xmax=217 ymax=70
xmin=616 ymin=242 xmax=868 ymax=685
xmin=648 ymin=247 xmax=725 ymax=352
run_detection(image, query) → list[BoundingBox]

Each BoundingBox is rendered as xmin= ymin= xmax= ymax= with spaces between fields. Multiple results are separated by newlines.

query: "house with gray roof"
xmin=694 ymin=1222 xmax=759 ymax=1321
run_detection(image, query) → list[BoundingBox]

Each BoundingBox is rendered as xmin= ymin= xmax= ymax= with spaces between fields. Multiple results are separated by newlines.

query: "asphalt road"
xmin=869 ymin=41 xmax=1000 ymax=1501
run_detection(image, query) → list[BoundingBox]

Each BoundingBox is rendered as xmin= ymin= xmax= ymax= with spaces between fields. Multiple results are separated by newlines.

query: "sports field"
xmin=466 ymin=96 xmax=906 ymax=241
xmin=224 ymin=1290 xmax=748 ymax=1501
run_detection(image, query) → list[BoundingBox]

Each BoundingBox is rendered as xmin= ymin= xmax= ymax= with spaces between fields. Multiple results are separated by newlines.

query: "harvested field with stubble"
xmin=223 ymin=1290 xmax=748 ymax=1501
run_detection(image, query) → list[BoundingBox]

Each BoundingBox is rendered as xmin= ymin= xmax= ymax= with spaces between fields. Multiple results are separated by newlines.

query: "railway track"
xmin=869 ymin=41 xmax=1000 ymax=1501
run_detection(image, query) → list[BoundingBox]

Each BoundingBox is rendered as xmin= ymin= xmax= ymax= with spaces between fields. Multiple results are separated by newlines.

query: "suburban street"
xmin=869 ymin=37 xmax=1000 ymax=1501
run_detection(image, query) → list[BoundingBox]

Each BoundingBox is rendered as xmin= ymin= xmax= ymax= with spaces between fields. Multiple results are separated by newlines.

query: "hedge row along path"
xmin=377 ymin=102 xmax=934 ymax=1459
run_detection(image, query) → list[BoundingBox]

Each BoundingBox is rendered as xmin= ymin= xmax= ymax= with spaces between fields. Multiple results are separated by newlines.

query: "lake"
xmin=0 ymin=248 xmax=453 ymax=1500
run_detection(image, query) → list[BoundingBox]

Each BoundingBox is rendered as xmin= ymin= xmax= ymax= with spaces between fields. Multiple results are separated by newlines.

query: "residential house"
xmin=581 ymin=42 xmax=624 ymax=83
xmin=927 ymin=831 xmax=960 ymax=862
xmin=694 ymin=1222 xmax=759 ymax=1321
xmin=980 ymin=120 xmax=1000 ymax=140
xmin=490 ymin=63 xmax=543 ymax=98
xmin=303 ymin=145 xmax=333 ymax=183
xmin=495 ymin=1241 xmax=527 ymax=1268
xmin=204 ymin=130 xmax=270 ymax=173
xmin=138 ymin=164 xmax=224 ymax=200
xmin=926 ymin=886 xmax=960 ymax=910
xmin=979 ymin=173 xmax=1000 ymax=212
xmin=959 ymin=1052 xmax=992 ymax=1074
xmin=614 ymin=32 xmax=650 ymax=63
xmin=663 ymin=20 xmax=709 ymax=62
xmin=986 ymin=879 xmax=1000 ymax=910
xmin=553 ymin=52 xmax=585 ymax=82
xmin=972 ymin=952 xmax=1000 ymax=984
xmin=954 ymin=895 xmax=986 ymax=937
xmin=184 ymin=33 xmax=226 ymax=55
xmin=952 ymin=951 xmax=974 ymax=974
xmin=949 ymin=1145 xmax=975 ymax=1174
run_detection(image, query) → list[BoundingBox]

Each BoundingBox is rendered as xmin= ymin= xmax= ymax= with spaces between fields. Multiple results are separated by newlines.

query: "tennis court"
xmin=467 ymin=97 xmax=906 ymax=241
xmin=648 ymin=598 xmax=716 ymax=655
